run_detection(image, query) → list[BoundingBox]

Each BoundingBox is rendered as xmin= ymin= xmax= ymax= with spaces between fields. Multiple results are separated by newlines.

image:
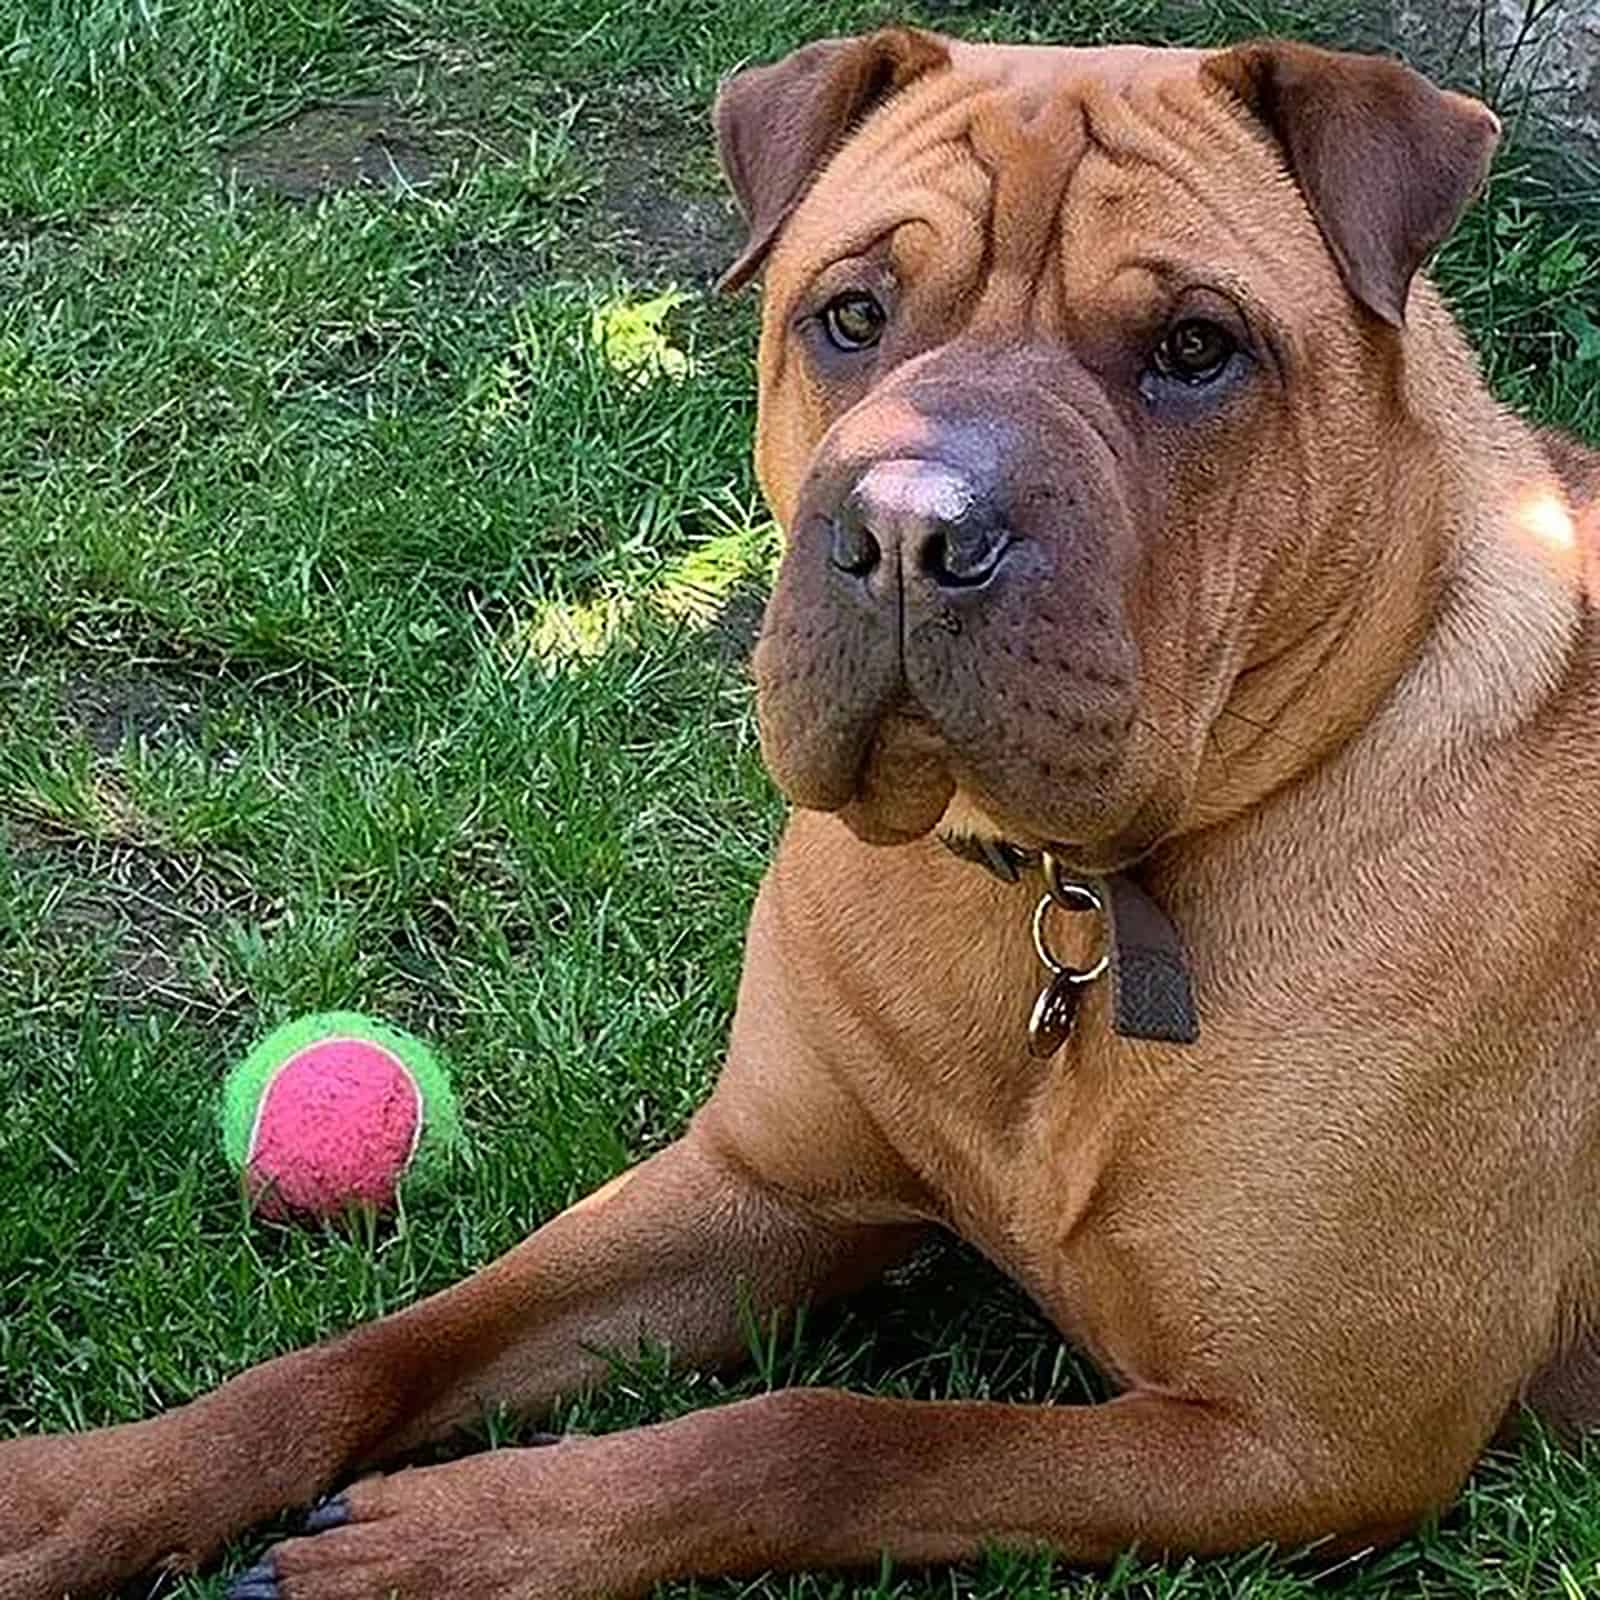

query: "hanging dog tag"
xmin=1028 ymin=971 xmax=1082 ymax=1057
xmin=1026 ymin=864 xmax=1110 ymax=1059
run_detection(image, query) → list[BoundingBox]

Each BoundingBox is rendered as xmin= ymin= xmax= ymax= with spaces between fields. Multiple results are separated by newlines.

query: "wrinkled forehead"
xmin=771 ymin=40 xmax=1337 ymax=328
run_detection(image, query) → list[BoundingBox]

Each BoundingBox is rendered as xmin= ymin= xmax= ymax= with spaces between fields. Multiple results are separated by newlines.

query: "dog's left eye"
xmin=1152 ymin=319 xmax=1237 ymax=385
xmin=821 ymin=292 xmax=886 ymax=352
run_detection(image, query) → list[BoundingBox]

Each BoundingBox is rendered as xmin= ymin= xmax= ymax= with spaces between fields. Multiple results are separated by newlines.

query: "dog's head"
xmin=715 ymin=32 xmax=1499 ymax=868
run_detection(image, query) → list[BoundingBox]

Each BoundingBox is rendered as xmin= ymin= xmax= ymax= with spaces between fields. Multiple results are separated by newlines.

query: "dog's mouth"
xmin=752 ymin=576 xmax=1153 ymax=851
xmin=757 ymin=670 xmax=1156 ymax=868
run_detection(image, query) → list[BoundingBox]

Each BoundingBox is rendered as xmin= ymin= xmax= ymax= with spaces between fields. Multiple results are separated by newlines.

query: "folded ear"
xmin=1205 ymin=39 xmax=1500 ymax=326
xmin=713 ymin=27 xmax=950 ymax=293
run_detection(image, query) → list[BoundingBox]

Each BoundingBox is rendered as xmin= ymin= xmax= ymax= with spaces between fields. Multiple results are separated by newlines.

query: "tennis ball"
xmin=220 ymin=1012 xmax=460 ymax=1223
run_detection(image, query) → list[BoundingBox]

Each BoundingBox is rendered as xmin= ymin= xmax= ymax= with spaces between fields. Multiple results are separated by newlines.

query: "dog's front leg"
xmin=0 ymin=1130 xmax=919 ymax=1600
xmin=251 ymin=1384 xmax=1464 ymax=1600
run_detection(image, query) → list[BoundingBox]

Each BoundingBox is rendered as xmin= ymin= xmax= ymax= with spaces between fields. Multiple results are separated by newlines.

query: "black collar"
xmin=936 ymin=831 xmax=1042 ymax=883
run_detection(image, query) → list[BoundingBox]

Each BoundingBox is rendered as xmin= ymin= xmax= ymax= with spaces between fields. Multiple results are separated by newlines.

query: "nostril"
xmin=830 ymin=515 xmax=881 ymax=578
xmin=921 ymin=524 xmax=1012 ymax=589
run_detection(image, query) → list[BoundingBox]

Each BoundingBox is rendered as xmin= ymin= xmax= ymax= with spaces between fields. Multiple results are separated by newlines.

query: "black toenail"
xmin=226 ymin=1557 xmax=280 ymax=1600
xmin=305 ymin=1496 xmax=351 ymax=1533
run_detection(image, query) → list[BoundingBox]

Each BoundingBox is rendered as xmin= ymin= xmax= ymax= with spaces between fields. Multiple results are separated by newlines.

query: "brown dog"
xmin=5 ymin=26 xmax=1600 ymax=1600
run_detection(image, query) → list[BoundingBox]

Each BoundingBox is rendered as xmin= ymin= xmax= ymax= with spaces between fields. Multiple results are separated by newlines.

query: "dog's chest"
xmin=782 ymin=849 xmax=1149 ymax=1252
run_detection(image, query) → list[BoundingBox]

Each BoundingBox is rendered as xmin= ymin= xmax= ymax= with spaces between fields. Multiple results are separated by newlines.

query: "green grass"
xmin=2 ymin=0 xmax=1599 ymax=1595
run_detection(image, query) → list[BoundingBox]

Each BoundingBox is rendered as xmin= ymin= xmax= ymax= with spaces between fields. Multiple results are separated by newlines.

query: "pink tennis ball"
xmin=220 ymin=1013 xmax=460 ymax=1224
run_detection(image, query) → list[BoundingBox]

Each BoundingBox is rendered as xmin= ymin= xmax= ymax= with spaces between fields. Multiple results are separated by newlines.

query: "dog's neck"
xmin=1377 ymin=289 xmax=1585 ymax=761
xmin=1383 ymin=483 xmax=1581 ymax=753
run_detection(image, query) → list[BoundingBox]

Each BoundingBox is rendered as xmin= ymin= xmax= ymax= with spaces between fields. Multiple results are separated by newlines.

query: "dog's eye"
xmin=821 ymin=292 xmax=886 ymax=352
xmin=1152 ymin=319 xmax=1236 ymax=385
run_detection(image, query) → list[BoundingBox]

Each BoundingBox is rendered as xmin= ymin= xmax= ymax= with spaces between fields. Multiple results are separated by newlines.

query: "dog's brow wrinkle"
xmin=1073 ymin=101 xmax=1301 ymax=295
xmin=845 ymin=79 xmax=986 ymax=188
xmin=955 ymin=119 xmax=997 ymax=181
xmin=1153 ymin=78 xmax=1265 ymax=164
xmin=809 ymin=171 xmax=984 ymax=284
xmin=814 ymin=101 xmax=992 ymax=273
xmin=1148 ymin=105 xmax=1302 ymax=279
xmin=1079 ymin=95 xmax=1118 ymax=164
xmin=1108 ymin=253 xmax=1278 ymax=331
xmin=960 ymin=129 xmax=1000 ymax=307
xmin=970 ymin=88 xmax=1090 ymax=333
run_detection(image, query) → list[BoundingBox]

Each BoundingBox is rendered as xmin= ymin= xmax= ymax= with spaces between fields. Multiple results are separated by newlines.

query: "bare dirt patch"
xmin=222 ymin=33 xmax=739 ymax=289
xmin=61 ymin=669 xmax=204 ymax=755
xmin=226 ymin=101 xmax=440 ymax=200
xmin=433 ymin=89 xmax=741 ymax=311
xmin=582 ymin=93 xmax=739 ymax=288
xmin=593 ymin=151 xmax=735 ymax=286
xmin=8 ymin=825 xmax=272 ymax=1015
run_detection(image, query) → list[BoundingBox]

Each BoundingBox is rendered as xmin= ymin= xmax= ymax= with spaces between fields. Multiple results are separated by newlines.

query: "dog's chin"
xmin=827 ymin=711 xmax=956 ymax=846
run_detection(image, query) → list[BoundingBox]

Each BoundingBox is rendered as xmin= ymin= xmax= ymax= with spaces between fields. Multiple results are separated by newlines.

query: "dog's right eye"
xmin=821 ymin=292 xmax=886 ymax=352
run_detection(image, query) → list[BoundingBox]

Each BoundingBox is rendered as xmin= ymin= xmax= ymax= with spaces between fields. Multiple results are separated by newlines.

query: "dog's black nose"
xmin=830 ymin=460 xmax=1011 ymax=592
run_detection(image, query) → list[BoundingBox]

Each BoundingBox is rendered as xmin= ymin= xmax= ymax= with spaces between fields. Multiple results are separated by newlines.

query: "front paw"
xmin=0 ymin=1425 xmax=218 ymax=1599
xmin=234 ymin=1446 xmax=619 ymax=1600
